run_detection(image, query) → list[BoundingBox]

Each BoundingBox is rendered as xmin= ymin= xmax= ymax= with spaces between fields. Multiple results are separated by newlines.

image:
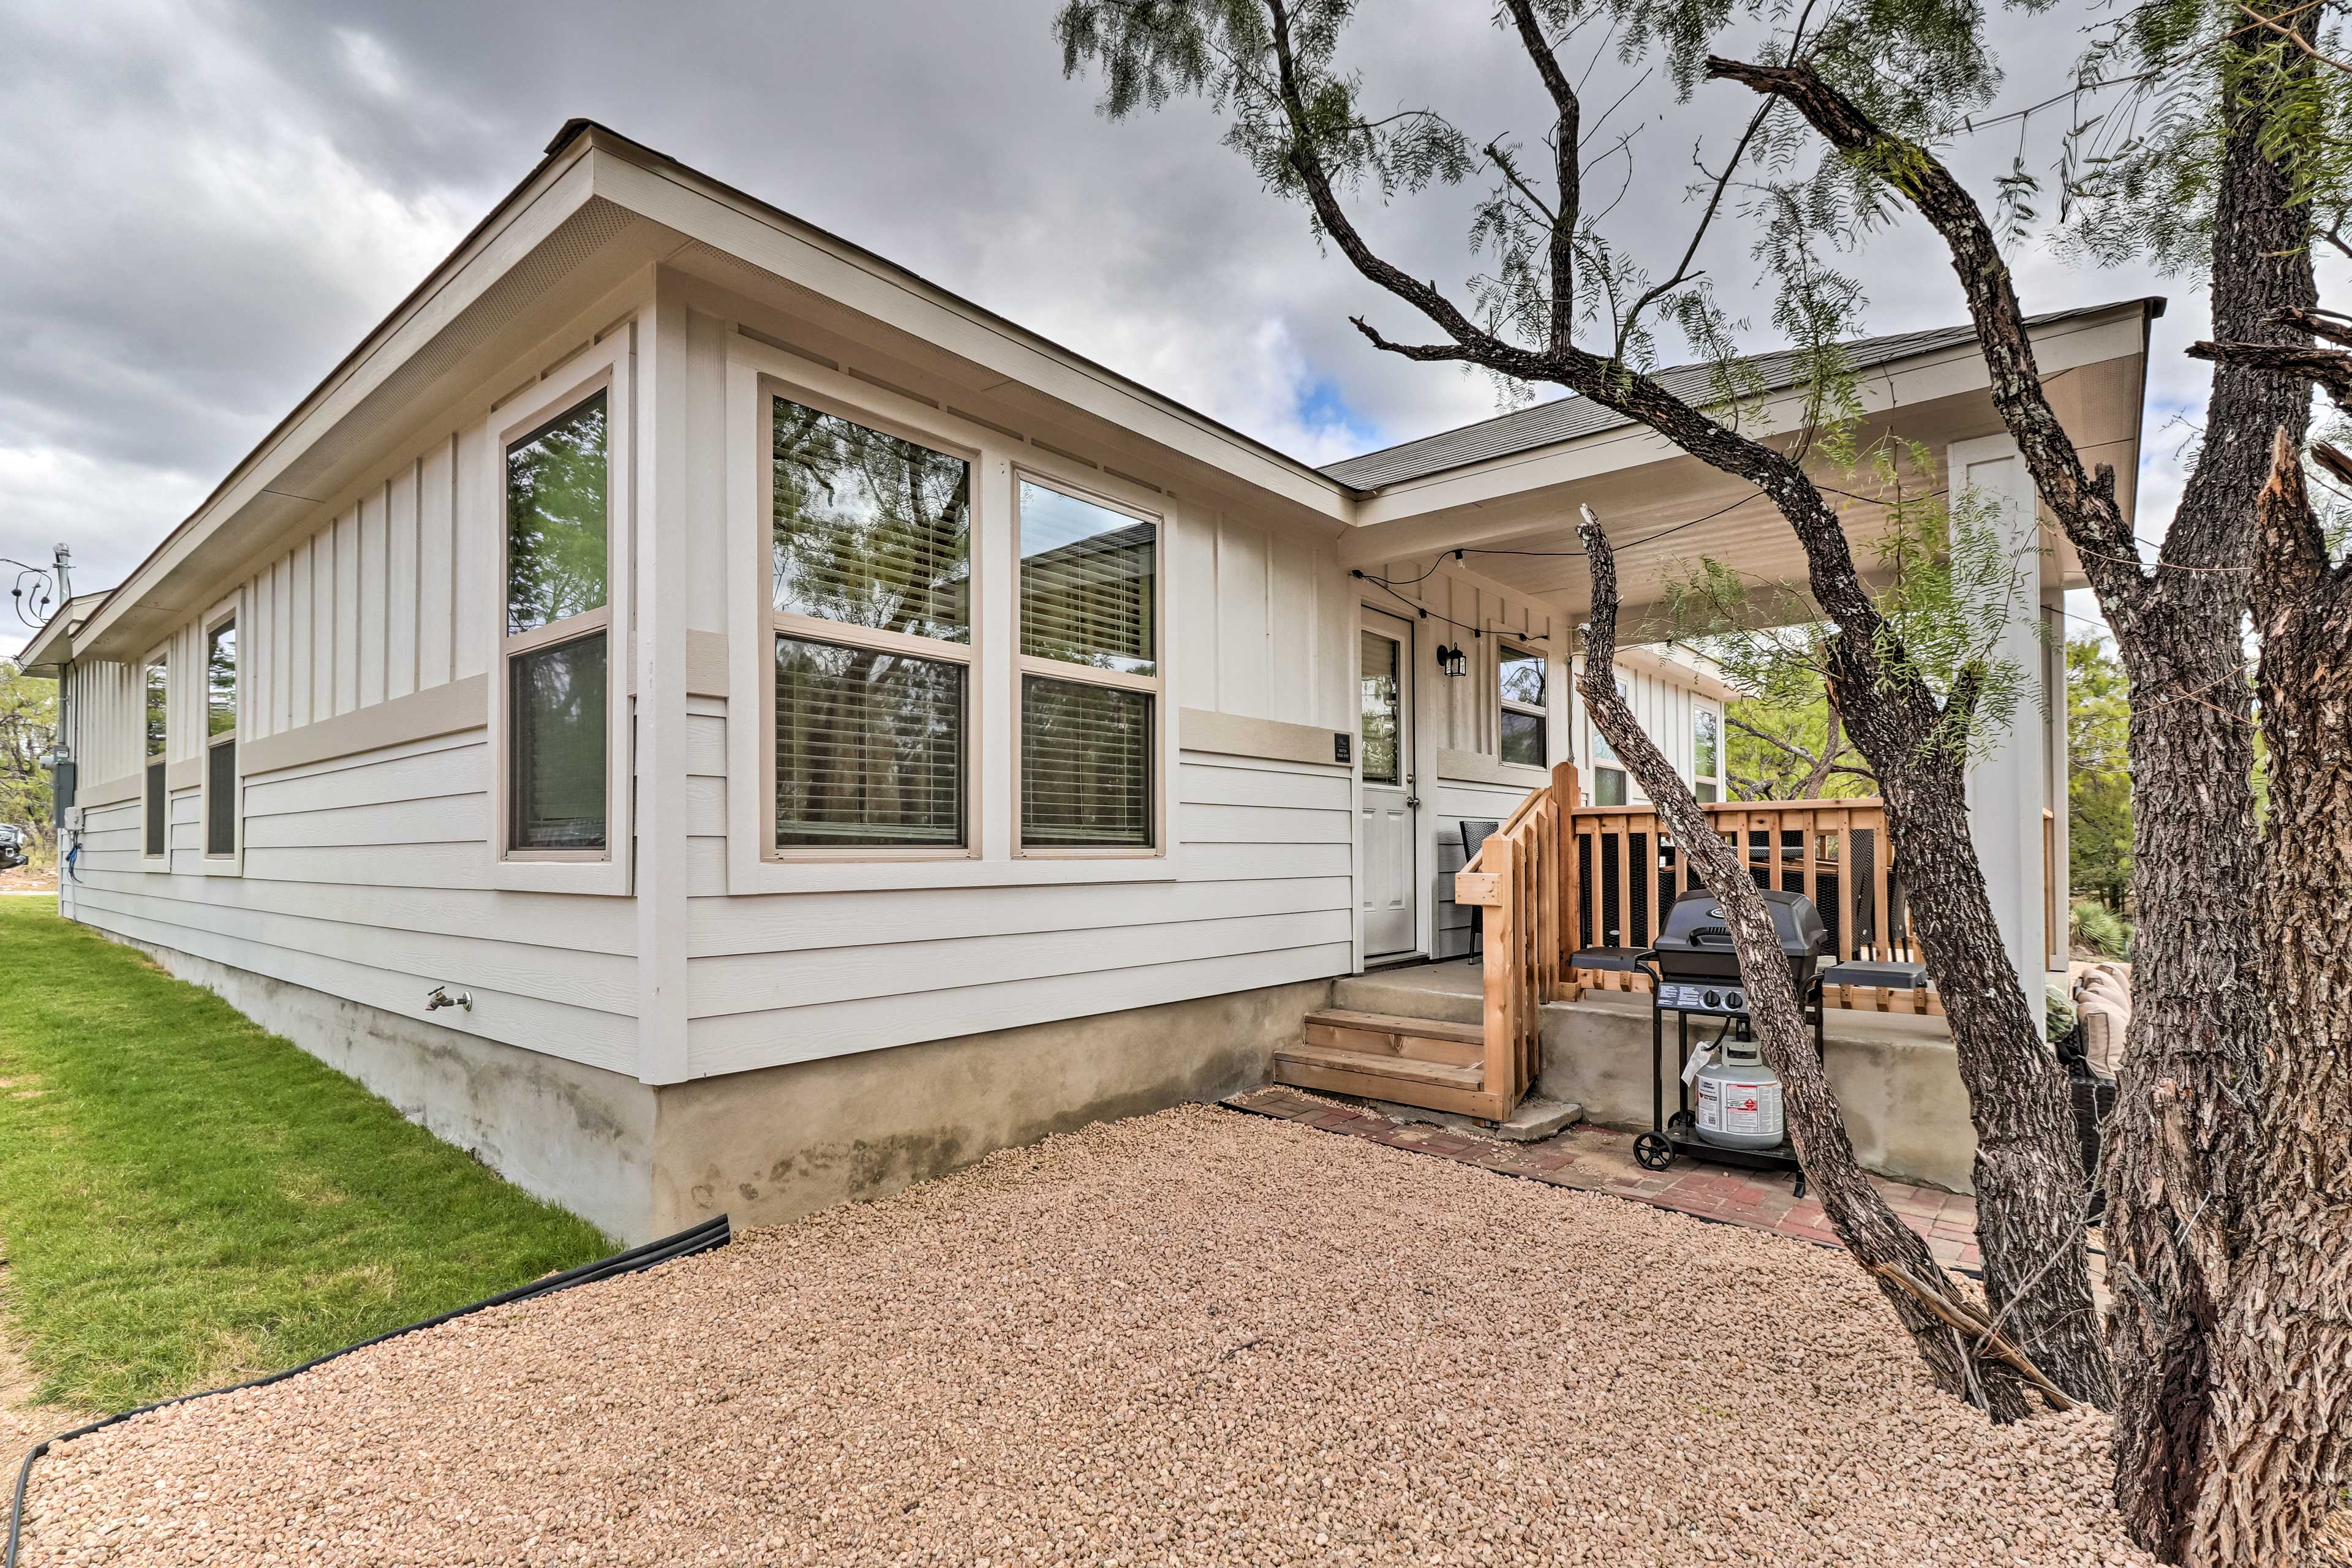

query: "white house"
xmin=20 ymin=123 xmax=2149 ymax=1237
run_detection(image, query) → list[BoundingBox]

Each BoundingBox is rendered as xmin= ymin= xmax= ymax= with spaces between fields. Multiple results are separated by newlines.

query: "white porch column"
xmin=1947 ymin=435 xmax=2062 ymax=1036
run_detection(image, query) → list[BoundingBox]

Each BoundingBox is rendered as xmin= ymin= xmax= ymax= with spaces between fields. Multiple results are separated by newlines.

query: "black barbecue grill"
xmin=1634 ymin=889 xmax=1834 ymax=1183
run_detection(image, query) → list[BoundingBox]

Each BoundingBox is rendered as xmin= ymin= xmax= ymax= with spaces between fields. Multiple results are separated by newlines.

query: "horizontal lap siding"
xmin=67 ymin=692 xmax=638 ymax=1079
xmin=61 ymin=342 xmax=645 ymax=1081
xmin=682 ymin=734 xmax=1353 ymax=1079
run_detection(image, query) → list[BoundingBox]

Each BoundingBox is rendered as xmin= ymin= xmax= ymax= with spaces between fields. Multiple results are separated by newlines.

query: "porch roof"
xmin=1321 ymin=300 xmax=2163 ymax=491
xmin=1330 ymin=298 xmax=2160 ymax=626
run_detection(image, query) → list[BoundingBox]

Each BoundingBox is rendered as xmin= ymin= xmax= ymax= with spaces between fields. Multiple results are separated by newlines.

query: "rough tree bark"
xmin=2154 ymin=430 xmax=2352 ymax=1567
xmin=1706 ymin=50 xmax=2306 ymax=1556
xmin=1243 ymin=0 xmax=2113 ymax=1409
xmin=1578 ymin=508 xmax=2057 ymax=1419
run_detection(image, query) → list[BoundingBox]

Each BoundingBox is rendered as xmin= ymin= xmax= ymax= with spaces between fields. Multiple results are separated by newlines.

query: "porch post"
xmin=1947 ymin=434 xmax=2056 ymax=1036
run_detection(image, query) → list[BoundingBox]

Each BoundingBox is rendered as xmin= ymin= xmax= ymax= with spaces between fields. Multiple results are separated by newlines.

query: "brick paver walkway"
xmin=1227 ymin=1085 xmax=1985 ymax=1271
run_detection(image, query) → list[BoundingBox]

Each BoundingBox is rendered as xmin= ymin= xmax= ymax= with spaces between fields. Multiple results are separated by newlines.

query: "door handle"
xmin=1405 ymin=794 xmax=1422 ymax=809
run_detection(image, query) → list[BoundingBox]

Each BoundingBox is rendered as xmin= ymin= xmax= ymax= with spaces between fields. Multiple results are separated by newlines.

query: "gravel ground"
xmin=17 ymin=1104 xmax=2150 ymax=1566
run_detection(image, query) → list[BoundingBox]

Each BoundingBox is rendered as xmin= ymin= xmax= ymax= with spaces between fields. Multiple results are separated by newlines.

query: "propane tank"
xmin=1694 ymin=1032 xmax=1785 ymax=1151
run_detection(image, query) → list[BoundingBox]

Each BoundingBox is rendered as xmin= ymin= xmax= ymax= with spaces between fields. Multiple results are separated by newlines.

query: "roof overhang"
xmin=64 ymin=111 xmax=2158 ymax=665
xmin=13 ymin=593 xmax=108 ymax=677
xmin=1337 ymin=300 xmax=2156 ymax=628
xmin=72 ymin=121 xmax=1357 ymax=666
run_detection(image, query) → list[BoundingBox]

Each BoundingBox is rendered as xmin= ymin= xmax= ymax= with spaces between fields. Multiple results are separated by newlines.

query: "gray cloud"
xmin=2 ymin=0 xmax=2304 ymax=654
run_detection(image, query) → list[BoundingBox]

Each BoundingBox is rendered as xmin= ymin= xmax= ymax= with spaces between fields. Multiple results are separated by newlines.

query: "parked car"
xmin=0 ymin=824 xmax=27 ymax=873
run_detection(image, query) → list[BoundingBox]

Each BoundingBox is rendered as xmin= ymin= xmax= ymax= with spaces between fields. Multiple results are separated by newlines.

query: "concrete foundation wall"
xmin=116 ymin=933 xmax=662 ymax=1240
xmin=647 ymin=979 xmax=1332 ymax=1234
xmin=109 ymin=929 xmax=1330 ymax=1242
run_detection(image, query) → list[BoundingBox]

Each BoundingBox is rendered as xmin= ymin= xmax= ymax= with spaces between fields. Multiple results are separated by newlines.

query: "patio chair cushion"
xmin=1570 ymin=946 xmax=1647 ymax=973
xmin=1820 ymin=959 xmax=1931 ymax=992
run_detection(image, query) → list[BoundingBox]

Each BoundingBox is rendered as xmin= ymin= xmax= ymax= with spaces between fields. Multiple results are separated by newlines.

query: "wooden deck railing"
xmin=1457 ymin=766 xmax=1937 ymax=1115
xmin=1450 ymin=762 xmax=1572 ymax=1117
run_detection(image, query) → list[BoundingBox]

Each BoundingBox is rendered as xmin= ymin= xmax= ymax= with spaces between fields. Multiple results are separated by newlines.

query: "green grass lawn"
xmin=0 ymin=896 xmax=611 ymax=1412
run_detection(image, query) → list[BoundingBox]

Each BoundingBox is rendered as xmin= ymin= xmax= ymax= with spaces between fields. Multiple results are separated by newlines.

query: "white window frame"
xmin=199 ymin=595 xmax=244 ymax=875
xmin=483 ymin=332 xmax=633 ymax=897
xmin=1692 ymin=701 xmax=1724 ymax=804
xmin=720 ymin=331 xmax=1178 ymax=894
xmin=1496 ymin=639 xmax=1548 ymax=777
xmin=140 ymin=643 xmax=170 ymax=869
xmin=761 ymin=377 xmax=982 ymax=865
xmin=1012 ymin=467 xmax=1166 ymax=861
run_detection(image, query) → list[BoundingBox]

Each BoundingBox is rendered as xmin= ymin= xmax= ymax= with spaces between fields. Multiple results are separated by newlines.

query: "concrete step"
xmin=1371 ymin=1093 xmax=1586 ymax=1144
xmin=1332 ymin=964 xmax=1485 ymax=1028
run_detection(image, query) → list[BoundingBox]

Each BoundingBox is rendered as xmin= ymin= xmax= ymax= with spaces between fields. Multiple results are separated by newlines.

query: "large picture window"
xmin=204 ymin=617 xmax=237 ymax=859
xmin=1016 ymin=477 xmax=1158 ymax=850
xmin=768 ymin=391 xmax=973 ymax=853
xmin=1499 ymin=643 xmax=1547 ymax=767
xmin=142 ymin=652 xmax=167 ymax=861
xmin=503 ymin=389 xmax=610 ymax=855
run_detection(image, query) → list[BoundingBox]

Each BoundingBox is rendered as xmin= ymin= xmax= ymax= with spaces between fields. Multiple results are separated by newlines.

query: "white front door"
xmin=1359 ymin=608 xmax=1418 ymax=960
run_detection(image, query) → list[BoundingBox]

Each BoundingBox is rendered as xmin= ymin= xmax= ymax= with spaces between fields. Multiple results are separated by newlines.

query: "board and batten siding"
xmin=62 ymin=342 xmax=640 ymax=1078
xmin=1569 ymin=652 xmax=1723 ymax=806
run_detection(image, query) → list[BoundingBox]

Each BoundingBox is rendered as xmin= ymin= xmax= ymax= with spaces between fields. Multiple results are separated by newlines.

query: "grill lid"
xmin=1652 ymin=888 xmax=1832 ymax=961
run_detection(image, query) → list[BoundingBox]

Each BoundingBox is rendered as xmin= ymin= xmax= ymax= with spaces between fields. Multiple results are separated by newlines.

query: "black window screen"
xmin=144 ymin=760 xmax=165 ymax=859
xmin=206 ymin=742 xmax=236 ymax=858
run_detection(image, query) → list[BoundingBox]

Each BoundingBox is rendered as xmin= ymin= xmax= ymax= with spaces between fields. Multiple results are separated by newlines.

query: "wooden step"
xmin=1274 ymin=1029 xmax=1510 ymax=1121
xmin=1301 ymin=1009 xmax=1483 ymax=1067
xmin=1276 ymin=1040 xmax=1483 ymax=1091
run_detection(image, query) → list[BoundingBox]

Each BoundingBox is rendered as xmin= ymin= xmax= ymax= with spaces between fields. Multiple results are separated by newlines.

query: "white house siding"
xmin=62 ymin=299 xmax=644 ymax=1081
xmin=681 ymin=733 xmax=1355 ymax=1077
xmin=1567 ymin=652 xmax=1722 ymax=805
xmin=655 ymin=284 xmax=1359 ymax=1082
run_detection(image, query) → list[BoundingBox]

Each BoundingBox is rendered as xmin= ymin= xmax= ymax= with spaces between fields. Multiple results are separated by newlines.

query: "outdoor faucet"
xmin=424 ymin=985 xmax=473 ymax=1013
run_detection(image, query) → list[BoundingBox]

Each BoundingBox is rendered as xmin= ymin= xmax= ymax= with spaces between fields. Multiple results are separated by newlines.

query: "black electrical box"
xmin=51 ymin=760 xmax=75 ymax=825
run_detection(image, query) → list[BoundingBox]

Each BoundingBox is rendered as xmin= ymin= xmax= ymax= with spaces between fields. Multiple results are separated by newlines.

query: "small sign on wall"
xmin=1334 ymin=733 xmax=1352 ymax=764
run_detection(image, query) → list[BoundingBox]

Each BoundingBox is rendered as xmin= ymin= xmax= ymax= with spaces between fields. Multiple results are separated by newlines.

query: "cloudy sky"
xmin=0 ymin=0 xmax=2283 ymax=654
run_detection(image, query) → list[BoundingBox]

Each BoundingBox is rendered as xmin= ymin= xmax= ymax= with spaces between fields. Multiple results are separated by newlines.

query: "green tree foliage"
xmin=1662 ymin=440 xmax=2041 ymax=778
xmin=0 ymin=659 xmax=57 ymax=856
xmin=2067 ymin=632 xmax=2133 ymax=914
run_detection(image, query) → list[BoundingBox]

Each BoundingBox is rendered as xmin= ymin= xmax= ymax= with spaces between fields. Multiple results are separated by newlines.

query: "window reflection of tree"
xmin=771 ymin=398 xmax=972 ymax=845
xmin=206 ymin=625 xmax=237 ymax=737
xmin=506 ymin=394 xmax=609 ymax=638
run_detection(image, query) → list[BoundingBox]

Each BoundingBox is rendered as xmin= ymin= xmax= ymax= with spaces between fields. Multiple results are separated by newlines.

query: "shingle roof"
xmin=1316 ymin=300 xmax=2159 ymax=492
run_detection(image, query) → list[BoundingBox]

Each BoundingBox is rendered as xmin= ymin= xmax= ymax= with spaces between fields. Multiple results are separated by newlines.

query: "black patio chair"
xmin=1460 ymin=819 xmax=1499 ymax=964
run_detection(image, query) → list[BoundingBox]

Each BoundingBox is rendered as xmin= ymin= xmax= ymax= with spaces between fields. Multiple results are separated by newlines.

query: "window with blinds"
xmin=503 ymin=388 xmax=611 ymax=858
xmin=773 ymin=396 xmax=971 ymax=641
xmin=775 ymin=636 xmax=965 ymax=848
xmin=1016 ymin=478 xmax=1158 ymax=851
xmin=1020 ymin=676 xmax=1152 ymax=847
xmin=768 ymin=392 xmax=976 ymax=855
xmin=1499 ymin=643 xmax=1546 ymax=767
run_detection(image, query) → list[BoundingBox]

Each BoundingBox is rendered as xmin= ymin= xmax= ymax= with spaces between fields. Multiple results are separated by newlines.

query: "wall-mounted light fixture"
xmin=1434 ymin=643 xmax=1469 ymax=678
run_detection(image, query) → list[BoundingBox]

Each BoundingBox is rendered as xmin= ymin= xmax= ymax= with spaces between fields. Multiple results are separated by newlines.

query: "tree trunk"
xmin=1577 ymin=508 xmax=2038 ymax=1419
xmin=1833 ymin=684 xmax=2116 ymax=1408
xmin=1703 ymin=40 xmax=2307 ymax=1538
xmin=2100 ymin=51 xmax=2311 ymax=1554
xmin=2165 ymin=434 xmax=2352 ymax=1567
